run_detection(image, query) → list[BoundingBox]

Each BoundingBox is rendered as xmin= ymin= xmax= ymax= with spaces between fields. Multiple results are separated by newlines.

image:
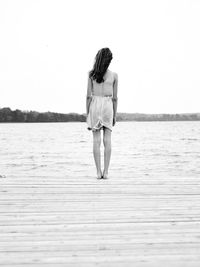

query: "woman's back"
xmin=91 ymin=69 xmax=114 ymax=97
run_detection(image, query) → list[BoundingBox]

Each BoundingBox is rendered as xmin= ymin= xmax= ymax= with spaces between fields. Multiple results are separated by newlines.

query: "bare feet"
xmin=97 ymin=171 xmax=102 ymax=179
xmin=102 ymin=171 xmax=108 ymax=179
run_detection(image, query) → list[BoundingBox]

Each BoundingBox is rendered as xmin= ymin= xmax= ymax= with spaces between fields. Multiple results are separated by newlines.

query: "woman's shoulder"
xmin=109 ymin=69 xmax=118 ymax=80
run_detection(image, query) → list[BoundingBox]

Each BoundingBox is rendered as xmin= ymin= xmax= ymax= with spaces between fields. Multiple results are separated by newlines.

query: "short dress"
xmin=87 ymin=69 xmax=115 ymax=132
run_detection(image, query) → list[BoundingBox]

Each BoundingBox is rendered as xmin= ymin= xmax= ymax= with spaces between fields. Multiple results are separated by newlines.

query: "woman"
xmin=86 ymin=47 xmax=118 ymax=179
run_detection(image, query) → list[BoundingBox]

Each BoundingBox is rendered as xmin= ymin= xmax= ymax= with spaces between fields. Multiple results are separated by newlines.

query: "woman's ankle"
xmin=97 ymin=170 xmax=102 ymax=179
xmin=103 ymin=170 xmax=108 ymax=177
xmin=103 ymin=169 xmax=108 ymax=174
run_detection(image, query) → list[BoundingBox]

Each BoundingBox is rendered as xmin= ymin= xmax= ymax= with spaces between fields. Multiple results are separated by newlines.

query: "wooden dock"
xmin=0 ymin=173 xmax=200 ymax=266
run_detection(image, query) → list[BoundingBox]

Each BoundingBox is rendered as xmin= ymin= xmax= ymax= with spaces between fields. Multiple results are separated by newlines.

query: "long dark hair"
xmin=89 ymin=47 xmax=113 ymax=83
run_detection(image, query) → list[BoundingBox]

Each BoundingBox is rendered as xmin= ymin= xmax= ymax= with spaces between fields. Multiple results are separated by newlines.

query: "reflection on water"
xmin=0 ymin=121 xmax=200 ymax=178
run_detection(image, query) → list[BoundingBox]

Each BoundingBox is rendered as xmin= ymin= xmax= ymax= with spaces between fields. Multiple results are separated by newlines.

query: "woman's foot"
xmin=102 ymin=170 xmax=108 ymax=179
xmin=97 ymin=171 xmax=102 ymax=179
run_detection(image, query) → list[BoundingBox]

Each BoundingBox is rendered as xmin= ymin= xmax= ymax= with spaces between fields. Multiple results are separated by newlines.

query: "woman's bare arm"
xmin=86 ymin=76 xmax=92 ymax=115
xmin=113 ymin=73 xmax=118 ymax=121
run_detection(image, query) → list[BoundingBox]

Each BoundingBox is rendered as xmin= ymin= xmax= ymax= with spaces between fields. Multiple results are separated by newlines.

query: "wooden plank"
xmin=1 ymin=262 xmax=200 ymax=267
xmin=0 ymin=252 xmax=200 ymax=265
xmin=0 ymin=194 xmax=200 ymax=201
xmin=1 ymin=240 xmax=200 ymax=251
xmin=0 ymin=264 xmax=199 ymax=267
xmin=1 ymin=187 xmax=200 ymax=195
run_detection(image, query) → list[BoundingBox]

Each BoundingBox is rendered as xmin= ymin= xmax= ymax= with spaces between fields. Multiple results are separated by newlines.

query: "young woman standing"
xmin=86 ymin=48 xmax=118 ymax=179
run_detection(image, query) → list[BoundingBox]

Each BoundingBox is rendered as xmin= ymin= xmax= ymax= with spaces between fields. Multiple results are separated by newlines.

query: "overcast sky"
xmin=0 ymin=0 xmax=200 ymax=114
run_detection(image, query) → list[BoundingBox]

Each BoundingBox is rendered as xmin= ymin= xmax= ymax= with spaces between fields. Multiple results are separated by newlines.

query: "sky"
xmin=0 ymin=0 xmax=200 ymax=114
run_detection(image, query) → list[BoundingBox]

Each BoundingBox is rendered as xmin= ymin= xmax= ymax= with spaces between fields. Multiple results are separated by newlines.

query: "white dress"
xmin=87 ymin=70 xmax=115 ymax=131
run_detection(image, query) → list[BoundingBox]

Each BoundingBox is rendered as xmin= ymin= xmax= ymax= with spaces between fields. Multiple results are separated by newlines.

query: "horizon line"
xmin=1 ymin=107 xmax=200 ymax=116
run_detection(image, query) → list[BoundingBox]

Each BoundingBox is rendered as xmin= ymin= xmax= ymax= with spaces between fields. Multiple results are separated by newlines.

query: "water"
xmin=0 ymin=121 xmax=200 ymax=178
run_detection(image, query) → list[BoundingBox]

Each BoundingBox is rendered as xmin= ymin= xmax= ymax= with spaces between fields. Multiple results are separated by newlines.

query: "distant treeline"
xmin=0 ymin=107 xmax=200 ymax=122
xmin=0 ymin=107 xmax=85 ymax=122
xmin=117 ymin=112 xmax=200 ymax=121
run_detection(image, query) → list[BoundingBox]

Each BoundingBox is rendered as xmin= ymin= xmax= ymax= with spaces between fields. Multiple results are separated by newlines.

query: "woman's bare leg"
xmin=103 ymin=127 xmax=111 ymax=178
xmin=92 ymin=130 xmax=102 ymax=178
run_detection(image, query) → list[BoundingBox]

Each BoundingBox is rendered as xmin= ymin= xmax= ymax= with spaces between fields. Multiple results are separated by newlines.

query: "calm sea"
xmin=0 ymin=121 xmax=200 ymax=178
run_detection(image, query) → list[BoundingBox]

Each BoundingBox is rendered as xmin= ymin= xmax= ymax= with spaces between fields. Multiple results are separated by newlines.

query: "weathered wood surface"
xmin=0 ymin=174 xmax=200 ymax=267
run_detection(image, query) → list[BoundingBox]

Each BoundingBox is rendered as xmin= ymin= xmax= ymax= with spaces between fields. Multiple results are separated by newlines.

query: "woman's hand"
xmin=113 ymin=116 xmax=116 ymax=126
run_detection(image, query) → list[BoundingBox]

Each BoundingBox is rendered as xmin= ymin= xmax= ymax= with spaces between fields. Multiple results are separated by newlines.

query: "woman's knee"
xmin=93 ymin=132 xmax=101 ymax=147
xmin=94 ymin=138 xmax=101 ymax=147
xmin=103 ymin=134 xmax=111 ymax=148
